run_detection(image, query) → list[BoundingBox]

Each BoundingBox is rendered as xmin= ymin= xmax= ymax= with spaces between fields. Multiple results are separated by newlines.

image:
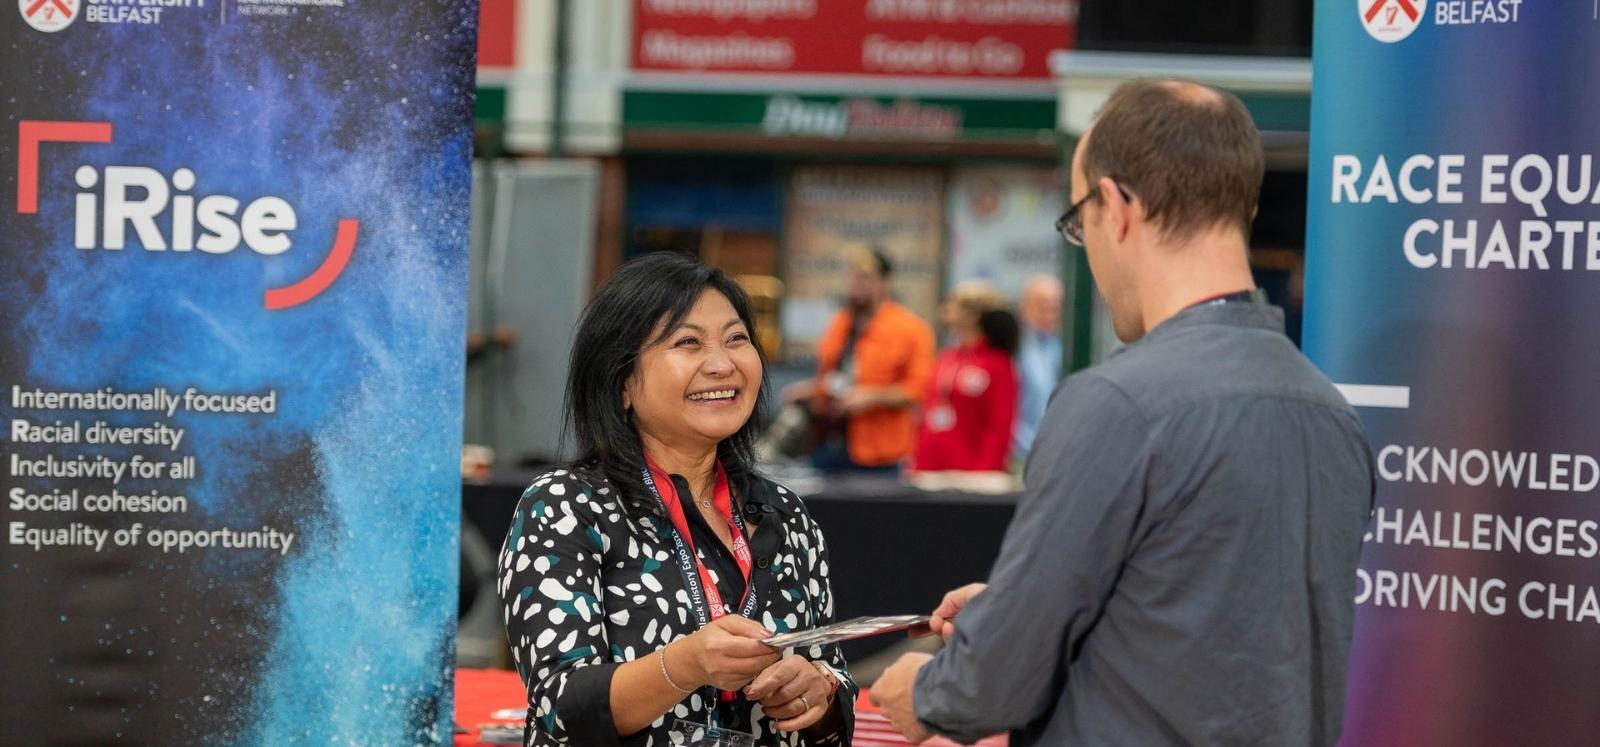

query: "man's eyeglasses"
xmin=1055 ymin=181 xmax=1132 ymax=247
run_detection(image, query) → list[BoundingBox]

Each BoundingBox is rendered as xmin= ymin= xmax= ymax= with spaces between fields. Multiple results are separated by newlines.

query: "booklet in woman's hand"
xmin=761 ymin=615 xmax=932 ymax=648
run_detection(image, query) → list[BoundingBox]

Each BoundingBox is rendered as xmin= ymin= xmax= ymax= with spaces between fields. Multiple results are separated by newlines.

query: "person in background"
xmin=1012 ymin=275 xmax=1063 ymax=459
xmin=500 ymin=253 xmax=856 ymax=746
xmin=794 ymin=246 xmax=935 ymax=471
xmin=870 ymin=79 xmax=1375 ymax=746
xmin=911 ymin=282 xmax=1020 ymax=473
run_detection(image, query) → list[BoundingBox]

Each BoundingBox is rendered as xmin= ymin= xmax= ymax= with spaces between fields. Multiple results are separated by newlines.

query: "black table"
xmin=463 ymin=470 xmax=1018 ymax=662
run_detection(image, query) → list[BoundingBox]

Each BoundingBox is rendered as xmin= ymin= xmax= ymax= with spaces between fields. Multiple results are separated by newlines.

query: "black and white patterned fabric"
xmin=498 ymin=465 xmax=858 ymax=747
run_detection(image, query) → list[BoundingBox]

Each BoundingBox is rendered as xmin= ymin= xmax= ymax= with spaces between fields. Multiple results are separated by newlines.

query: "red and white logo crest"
xmin=1360 ymin=0 xmax=1427 ymax=42
xmin=19 ymin=0 xmax=78 ymax=32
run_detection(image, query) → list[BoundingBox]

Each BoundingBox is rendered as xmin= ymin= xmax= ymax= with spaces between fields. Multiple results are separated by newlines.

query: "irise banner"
xmin=1304 ymin=1 xmax=1599 ymax=744
xmin=1 ymin=1 xmax=476 ymax=743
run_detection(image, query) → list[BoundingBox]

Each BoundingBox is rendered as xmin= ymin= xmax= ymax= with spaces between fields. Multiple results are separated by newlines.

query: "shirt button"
xmin=756 ymin=555 xmax=770 ymax=567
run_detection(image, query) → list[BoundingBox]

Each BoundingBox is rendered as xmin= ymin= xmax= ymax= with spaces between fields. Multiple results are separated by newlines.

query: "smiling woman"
xmin=624 ymin=289 xmax=764 ymax=475
xmin=499 ymin=252 xmax=858 ymax=747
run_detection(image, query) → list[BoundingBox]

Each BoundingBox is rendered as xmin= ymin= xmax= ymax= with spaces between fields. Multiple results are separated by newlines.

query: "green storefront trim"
xmin=623 ymin=90 xmax=1057 ymax=143
xmin=475 ymin=86 xmax=506 ymax=125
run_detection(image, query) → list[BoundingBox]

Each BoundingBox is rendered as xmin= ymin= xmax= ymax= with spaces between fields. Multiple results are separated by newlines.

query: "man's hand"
xmin=834 ymin=387 xmax=881 ymax=415
xmin=869 ymin=652 xmax=934 ymax=743
xmin=780 ymin=379 xmax=817 ymax=406
xmin=928 ymin=583 xmax=987 ymax=641
xmin=837 ymin=385 xmax=915 ymax=416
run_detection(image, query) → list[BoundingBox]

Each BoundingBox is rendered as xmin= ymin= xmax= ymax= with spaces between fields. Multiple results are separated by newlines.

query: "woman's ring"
xmin=799 ymin=694 xmax=811 ymax=712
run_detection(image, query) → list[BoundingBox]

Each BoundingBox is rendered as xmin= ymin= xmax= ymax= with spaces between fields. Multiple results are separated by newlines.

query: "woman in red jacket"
xmin=912 ymin=284 xmax=1021 ymax=472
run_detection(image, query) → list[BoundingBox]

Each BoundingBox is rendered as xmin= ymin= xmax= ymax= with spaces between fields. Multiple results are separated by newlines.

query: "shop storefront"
xmin=621 ymin=86 xmax=1068 ymax=361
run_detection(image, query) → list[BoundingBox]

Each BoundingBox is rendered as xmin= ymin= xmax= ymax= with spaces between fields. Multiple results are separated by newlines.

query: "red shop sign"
xmin=631 ymin=0 xmax=1077 ymax=80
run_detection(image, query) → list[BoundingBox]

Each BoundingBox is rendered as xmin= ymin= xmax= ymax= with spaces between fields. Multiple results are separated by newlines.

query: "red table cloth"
xmin=452 ymin=668 xmax=1008 ymax=747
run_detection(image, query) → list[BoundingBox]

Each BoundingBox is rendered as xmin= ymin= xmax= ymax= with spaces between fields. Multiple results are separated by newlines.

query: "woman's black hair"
xmin=563 ymin=251 xmax=769 ymax=507
xmin=978 ymin=309 xmax=1021 ymax=356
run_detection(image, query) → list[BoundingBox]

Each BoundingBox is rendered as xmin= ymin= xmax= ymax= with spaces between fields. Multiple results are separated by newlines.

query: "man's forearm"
xmin=856 ymin=385 xmax=914 ymax=409
xmin=914 ymin=648 xmax=1003 ymax=742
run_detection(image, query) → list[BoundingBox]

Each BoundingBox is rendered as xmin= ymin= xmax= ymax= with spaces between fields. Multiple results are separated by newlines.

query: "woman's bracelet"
xmin=659 ymin=643 xmax=696 ymax=695
xmin=811 ymin=661 xmax=841 ymax=705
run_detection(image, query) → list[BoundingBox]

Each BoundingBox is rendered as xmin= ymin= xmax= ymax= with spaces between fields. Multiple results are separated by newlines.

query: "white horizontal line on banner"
xmin=1335 ymin=384 xmax=1411 ymax=409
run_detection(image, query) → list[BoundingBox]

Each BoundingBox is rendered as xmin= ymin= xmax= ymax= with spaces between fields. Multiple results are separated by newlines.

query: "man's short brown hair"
xmin=1081 ymin=79 xmax=1264 ymax=242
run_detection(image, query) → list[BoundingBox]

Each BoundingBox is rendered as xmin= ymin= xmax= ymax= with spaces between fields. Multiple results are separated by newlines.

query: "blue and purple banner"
xmin=1305 ymin=0 xmax=1600 ymax=743
xmin=1 ymin=1 xmax=475 ymax=742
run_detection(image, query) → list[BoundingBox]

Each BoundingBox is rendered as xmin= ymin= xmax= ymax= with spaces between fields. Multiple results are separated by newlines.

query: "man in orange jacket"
xmin=802 ymin=247 xmax=935 ymax=470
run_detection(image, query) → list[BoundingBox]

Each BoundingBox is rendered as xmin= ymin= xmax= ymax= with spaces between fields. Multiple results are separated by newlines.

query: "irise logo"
xmin=17 ymin=120 xmax=358 ymax=310
xmin=73 ymin=166 xmax=297 ymax=255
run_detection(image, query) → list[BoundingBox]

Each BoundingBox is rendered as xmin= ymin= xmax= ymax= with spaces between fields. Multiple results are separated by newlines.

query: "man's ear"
xmin=1099 ymin=176 xmax=1134 ymax=243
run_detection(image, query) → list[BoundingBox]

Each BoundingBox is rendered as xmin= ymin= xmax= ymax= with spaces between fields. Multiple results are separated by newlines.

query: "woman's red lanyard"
xmin=926 ymin=349 xmax=965 ymax=433
xmin=641 ymin=456 xmax=757 ymax=702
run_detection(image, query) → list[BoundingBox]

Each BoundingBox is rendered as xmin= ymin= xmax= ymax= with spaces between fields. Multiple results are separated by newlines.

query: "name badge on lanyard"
xmin=927 ymin=355 xmax=961 ymax=433
xmin=640 ymin=457 xmax=761 ymax=709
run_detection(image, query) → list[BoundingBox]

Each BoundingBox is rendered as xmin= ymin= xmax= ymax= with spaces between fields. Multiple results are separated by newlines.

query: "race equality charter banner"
xmin=1304 ymin=0 xmax=1600 ymax=743
xmin=1 ymin=0 xmax=476 ymax=742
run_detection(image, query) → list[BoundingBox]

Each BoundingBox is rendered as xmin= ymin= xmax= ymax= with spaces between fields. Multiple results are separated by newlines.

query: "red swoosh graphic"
xmin=263 ymin=219 xmax=359 ymax=310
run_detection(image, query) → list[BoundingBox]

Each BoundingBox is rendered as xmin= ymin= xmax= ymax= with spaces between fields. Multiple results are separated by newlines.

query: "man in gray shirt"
xmin=870 ymin=79 xmax=1375 ymax=746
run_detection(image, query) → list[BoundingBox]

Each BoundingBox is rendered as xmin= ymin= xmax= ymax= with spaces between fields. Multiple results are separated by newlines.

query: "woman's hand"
xmin=671 ymin=616 xmax=780 ymax=692
xmin=744 ymin=655 xmax=836 ymax=732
